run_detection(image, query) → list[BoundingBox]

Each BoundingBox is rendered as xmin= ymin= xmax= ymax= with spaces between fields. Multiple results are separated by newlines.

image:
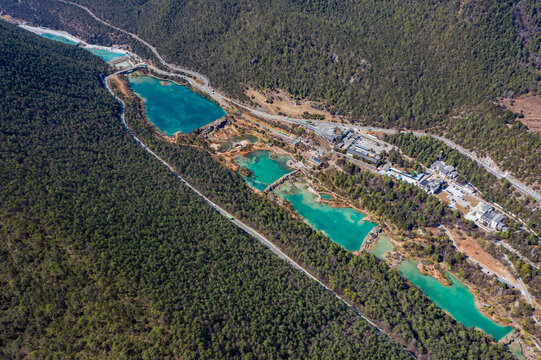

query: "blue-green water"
xmin=40 ymin=33 xmax=125 ymax=61
xmin=275 ymin=182 xmax=377 ymax=251
xmin=321 ymin=194 xmax=333 ymax=200
xmin=370 ymin=235 xmax=394 ymax=259
xmin=237 ymin=151 xmax=513 ymax=339
xmin=87 ymin=48 xmax=125 ymax=62
xmin=236 ymin=151 xmax=376 ymax=250
xmin=40 ymin=33 xmax=77 ymax=45
xmin=115 ymin=60 xmax=132 ymax=70
xmin=397 ymin=260 xmax=513 ymax=341
xmin=235 ymin=150 xmax=291 ymax=191
xmin=128 ymin=75 xmax=227 ymax=135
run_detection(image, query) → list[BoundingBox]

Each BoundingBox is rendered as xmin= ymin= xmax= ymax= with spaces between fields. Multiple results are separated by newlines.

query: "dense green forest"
xmin=110 ymin=72 xmax=517 ymax=357
xmin=0 ymin=22 xmax=414 ymax=359
xmin=2 ymin=0 xmax=540 ymax=186
xmin=0 ymin=10 xmax=528 ymax=359
xmin=2 ymin=0 xmax=541 ymax=188
xmin=441 ymin=104 xmax=541 ymax=190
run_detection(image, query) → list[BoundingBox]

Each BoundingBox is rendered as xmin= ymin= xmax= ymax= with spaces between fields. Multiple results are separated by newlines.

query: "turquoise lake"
xmin=40 ymin=33 xmax=77 ymax=45
xmin=235 ymin=150 xmax=292 ymax=191
xmin=128 ymin=75 xmax=227 ymax=135
xmin=397 ymin=260 xmax=513 ymax=341
xmin=370 ymin=235 xmax=394 ymax=259
xmin=275 ymin=182 xmax=377 ymax=251
xmin=37 ymin=26 xmax=517 ymax=348
xmin=237 ymin=151 xmax=514 ymax=341
xmin=40 ymin=33 xmax=125 ymax=61
xmin=87 ymin=48 xmax=125 ymax=62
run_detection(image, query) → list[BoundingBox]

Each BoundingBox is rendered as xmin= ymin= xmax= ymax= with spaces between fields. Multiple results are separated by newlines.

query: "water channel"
xmin=237 ymin=150 xmax=514 ymax=340
xmin=40 ymin=27 xmax=517 ymax=344
xmin=40 ymin=33 xmax=126 ymax=62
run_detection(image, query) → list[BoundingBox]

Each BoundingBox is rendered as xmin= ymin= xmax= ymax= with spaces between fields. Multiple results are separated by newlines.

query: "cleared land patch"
xmin=502 ymin=96 xmax=541 ymax=135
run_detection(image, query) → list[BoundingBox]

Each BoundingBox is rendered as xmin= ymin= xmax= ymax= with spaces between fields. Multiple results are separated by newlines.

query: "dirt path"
xmin=445 ymin=227 xmax=517 ymax=286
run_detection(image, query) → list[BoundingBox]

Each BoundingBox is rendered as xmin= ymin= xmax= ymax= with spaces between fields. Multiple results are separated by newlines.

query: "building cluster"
xmin=430 ymin=161 xmax=458 ymax=179
xmin=472 ymin=203 xmax=508 ymax=231
xmin=323 ymin=131 xmax=342 ymax=143
xmin=419 ymin=178 xmax=445 ymax=194
xmin=336 ymin=131 xmax=386 ymax=164
xmin=379 ymin=158 xmax=509 ymax=232
xmin=379 ymin=164 xmax=426 ymax=185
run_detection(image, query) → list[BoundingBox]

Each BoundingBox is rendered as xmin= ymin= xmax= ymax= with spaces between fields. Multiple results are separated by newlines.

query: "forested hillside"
xmin=26 ymin=0 xmax=541 ymax=123
xmin=0 ymin=22 xmax=412 ymax=359
xmin=109 ymin=72 xmax=515 ymax=357
xmin=2 ymin=0 xmax=540 ymax=188
xmin=0 ymin=8 xmax=525 ymax=360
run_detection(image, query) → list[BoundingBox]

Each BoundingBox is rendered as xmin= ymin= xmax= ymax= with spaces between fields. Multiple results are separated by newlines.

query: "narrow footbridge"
xmin=264 ymin=170 xmax=298 ymax=193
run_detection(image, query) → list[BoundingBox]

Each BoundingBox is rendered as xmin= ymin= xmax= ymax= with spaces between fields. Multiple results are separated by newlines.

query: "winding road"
xmin=39 ymin=2 xmax=539 ymax=351
xmin=61 ymin=0 xmax=541 ymax=206
xmin=102 ymin=71 xmax=413 ymax=356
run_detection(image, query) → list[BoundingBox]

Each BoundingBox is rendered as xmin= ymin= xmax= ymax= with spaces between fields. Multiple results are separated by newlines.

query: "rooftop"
xmin=309 ymin=156 xmax=323 ymax=166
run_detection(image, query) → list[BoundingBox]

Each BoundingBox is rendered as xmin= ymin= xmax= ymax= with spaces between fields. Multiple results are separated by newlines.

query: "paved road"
xmin=500 ymin=254 xmax=541 ymax=330
xmin=428 ymin=134 xmax=541 ymax=204
xmin=497 ymin=241 xmax=540 ymax=271
xmin=321 ymin=124 xmax=541 ymax=204
xmin=62 ymin=0 xmax=541 ymax=205
xmin=441 ymin=226 xmax=523 ymax=290
xmin=331 ymin=150 xmax=377 ymax=171
xmin=53 ymin=3 xmax=538 ymax=348
xmin=445 ymin=226 xmax=541 ymax=343
xmin=60 ymin=0 xmax=210 ymax=88
xmin=102 ymin=70 xmax=411 ymax=355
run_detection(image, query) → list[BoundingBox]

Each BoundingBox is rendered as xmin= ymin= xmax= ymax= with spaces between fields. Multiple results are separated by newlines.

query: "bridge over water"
xmin=263 ymin=170 xmax=298 ymax=193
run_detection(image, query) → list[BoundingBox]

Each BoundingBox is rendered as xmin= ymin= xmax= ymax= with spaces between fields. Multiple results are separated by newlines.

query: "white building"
xmin=431 ymin=161 xmax=458 ymax=179
xmin=474 ymin=203 xmax=508 ymax=231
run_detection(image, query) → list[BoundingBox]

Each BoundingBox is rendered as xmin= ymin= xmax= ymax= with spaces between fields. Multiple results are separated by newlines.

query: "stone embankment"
xmin=196 ymin=116 xmax=229 ymax=137
xmin=360 ymin=226 xmax=382 ymax=252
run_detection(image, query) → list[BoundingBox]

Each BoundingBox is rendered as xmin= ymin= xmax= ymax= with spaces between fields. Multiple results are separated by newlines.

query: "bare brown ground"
xmin=110 ymin=75 xmax=130 ymax=98
xmin=219 ymin=142 xmax=271 ymax=171
xmin=501 ymin=96 xmax=541 ymax=135
xmin=435 ymin=191 xmax=478 ymax=216
xmin=449 ymin=228 xmax=518 ymax=286
xmin=246 ymin=87 xmax=339 ymax=120
xmin=239 ymin=110 xmax=298 ymax=138
xmin=435 ymin=192 xmax=452 ymax=205
xmin=209 ymin=115 xmax=295 ymax=172
xmin=211 ymin=109 xmax=522 ymax=329
xmin=454 ymin=202 xmax=470 ymax=214
xmin=464 ymin=195 xmax=479 ymax=208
